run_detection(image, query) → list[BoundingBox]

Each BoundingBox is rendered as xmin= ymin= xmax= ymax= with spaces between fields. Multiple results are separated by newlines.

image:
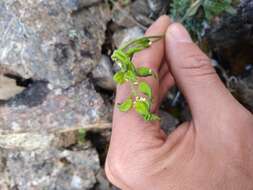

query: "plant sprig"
xmin=111 ymin=36 xmax=162 ymax=121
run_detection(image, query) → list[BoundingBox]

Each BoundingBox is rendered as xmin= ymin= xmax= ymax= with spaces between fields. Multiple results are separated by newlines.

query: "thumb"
xmin=165 ymin=23 xmax=237 ymax=121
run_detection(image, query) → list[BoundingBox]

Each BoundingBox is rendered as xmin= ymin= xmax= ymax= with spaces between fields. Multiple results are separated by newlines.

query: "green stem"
xmin=130 ymin=81 xmax=138 ymax=97
xmin=120 ymin=35 xmax=164 ymax=50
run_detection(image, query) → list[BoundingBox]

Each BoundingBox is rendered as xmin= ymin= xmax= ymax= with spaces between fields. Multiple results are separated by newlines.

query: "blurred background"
xmin=0 ymin=0 xmax=252 ymax=189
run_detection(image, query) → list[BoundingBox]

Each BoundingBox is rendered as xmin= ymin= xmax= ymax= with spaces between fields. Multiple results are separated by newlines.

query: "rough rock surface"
xmin=0 ymin=144 xmax=100 ymax=190
xmin=112 ymin=0 xmax=168 ymax=28
xmin=160 ymin=111 xmax=179 ymax=134
xmin=113 ymin=26 xmax=144 ymax=48
xmin=0 ymin=80 xmax=111 ymax=133
xmin=0 ymin=0 xmax=110 ymax=88
xmin=92 ymin=55 xmax=116 ymax=91
xmin=207 ymin=0 xmax=253 ymax=74
xmin=231 ymin=70 xmax=253 ymax=112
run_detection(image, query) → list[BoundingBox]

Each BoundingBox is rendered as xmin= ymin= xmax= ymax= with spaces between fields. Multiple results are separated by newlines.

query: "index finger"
xmin=112 ymin=16 xmax=171 ymax=146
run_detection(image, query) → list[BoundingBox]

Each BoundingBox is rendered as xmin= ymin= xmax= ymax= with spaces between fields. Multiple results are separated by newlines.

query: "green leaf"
xmin=118 ymin=98 xmax=133 ymax=112
xmin=139 ymin=81 xmax=152 ymax=98
xmin=111 ymin=49 xmax=131 ymax=72
xmin=124 ymin=70 xmax=136 ymax=81
xmin=126 ymin=47 xmax=147 ymax=58
xmin=113 ymin=72 xmax=125 ymax=84
xmin=149 ymin=114 xmax=160 ymax=121
xmin=78 ymin=128 xmax=86 ymax=144
xmin=182 ymin=0 xmax=202 ymax=21
xmin=136 ymin=67 xmax=153 ymax=77
xmin=142 ymin=113 xmax=160 ymax=121
xmin=225 ymin=5 xmax=236 ymax=15
xmin=134 ymin=100 xmax=149 ymax=116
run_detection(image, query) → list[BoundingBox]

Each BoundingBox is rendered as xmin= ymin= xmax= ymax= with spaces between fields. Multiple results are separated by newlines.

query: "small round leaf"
xmin=139 ymin=81 xmax=152 ymax=98
xmin=134 ymin=100 xmax=149 ymax=116
xmin=113 ymin=72 xmax=125 ymax=84
xmin=136 ymin=67 xmax=153 ymax=77
xmin=124 ymin=70 xmax=136 ymax=81
xmin=118 ymin=98 xmax=133 ymax=112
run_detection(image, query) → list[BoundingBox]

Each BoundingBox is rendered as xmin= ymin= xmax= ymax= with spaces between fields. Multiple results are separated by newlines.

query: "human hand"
xmin=105 ymin=16 xmax=253 ymax=190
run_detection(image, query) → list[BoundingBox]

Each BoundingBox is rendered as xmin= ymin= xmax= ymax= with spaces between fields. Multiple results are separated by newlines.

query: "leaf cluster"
xmin=170 ymin=0 xmax=236 ymax=40
xmin=111 ymin=36 xmax=161 ymax=121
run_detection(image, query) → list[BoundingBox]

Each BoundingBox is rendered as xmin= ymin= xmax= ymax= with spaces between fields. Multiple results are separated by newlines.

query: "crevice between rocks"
xmin=1 ymin=74 xmax=50 ymax=108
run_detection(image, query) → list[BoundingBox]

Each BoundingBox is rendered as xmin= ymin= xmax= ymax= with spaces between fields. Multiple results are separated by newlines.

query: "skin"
xmin=105 ymin=16 xmax=253 ymax=190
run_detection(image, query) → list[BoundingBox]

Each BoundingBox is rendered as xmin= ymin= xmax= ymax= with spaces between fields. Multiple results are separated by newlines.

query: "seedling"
xmin=112 ymin=36 xmax=162 ymax=121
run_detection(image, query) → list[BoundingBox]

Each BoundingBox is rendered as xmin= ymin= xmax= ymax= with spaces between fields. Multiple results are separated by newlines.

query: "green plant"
xmin=78 ymin=128 xmax=86 ymax=144
xmin=112 ymin=36 xmax=162 ymax=121
xmin=171 ymin=0 xmax=236 ymax=40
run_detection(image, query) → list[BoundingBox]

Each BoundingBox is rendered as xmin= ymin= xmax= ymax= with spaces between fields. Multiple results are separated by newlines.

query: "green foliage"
xmin=112 ymin=36 xmax=162 ymax=121
xmin=139 ymin=82 xmax=152 ymax=99
xmin=78 ymin=128 xmax=86 ymax=144
xmin=118 ymin=98 xmax=133 ymax=112
xmin=170 ymin=0 xmax=236 ymax=40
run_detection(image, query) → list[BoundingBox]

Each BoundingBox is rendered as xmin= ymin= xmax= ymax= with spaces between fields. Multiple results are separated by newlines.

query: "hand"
xmin=105 ymin=16 xmax=253 ymax=190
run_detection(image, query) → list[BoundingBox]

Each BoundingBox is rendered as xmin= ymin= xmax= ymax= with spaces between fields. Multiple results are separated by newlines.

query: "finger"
xmin=158 ymin=60 xmax=175 ymax=104
xmin=159 ymin=60 xmax=169 ymax=81
xmin=132 ymin=15 xmax=171 ymax=111
xmin=111 ymin=16 xmax=171 ymax=147
xmin=159 ymin=71 xmax=175 ymax=104
xmin=165 ymin=23 xmax=241 ymax=123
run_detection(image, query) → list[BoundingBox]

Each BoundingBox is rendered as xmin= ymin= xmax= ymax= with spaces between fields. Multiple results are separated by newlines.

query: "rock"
xmin=0 ymin=132 xmax=55 ymax=151
xmin=0 ymin=75 xmax=24 ymax=100
xmin=61 ymin=0 xmax=103 ymax=12
xmin=147 ymin=0 xmax=169 ymax=18
xmin=6 ymin=81 xmax=50 ymax=107
xmin=112 ymin=0 xmax=168 ymax=29
xmin=95 ymin=169 xmax=111 ymax=190
xmin=160 ymin=111 xmax=179 ymax=134
xmin=92 ymin=55 xmax=116 ymax=91
xmin=0 ymin=1 xmax=111 ymax=88
xmin=230 ymin=70 xmax=253 ymax=112
xmin=0 ymin=149 xmax=9 ymax=190
xmin=112 ymin=4 xmax=138 ymax=28
xmin=130 ymin=0 xmax=152 ymax=26
xmin=5 ymin=146 xmax=100 ymax=190
xmin=0 ymin=80 xmax=112 ymax=133
xmin=113 ymin=27 xmax=144 ymax=48
xmin=130 ymin=0 xmax=169 ymax=26
xmin=207 ymin=0 xmax=253 ymax=75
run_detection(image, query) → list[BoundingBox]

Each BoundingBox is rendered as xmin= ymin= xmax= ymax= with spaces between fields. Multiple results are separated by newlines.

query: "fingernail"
xmin=167 ymin=23 xmax=193 ymax=43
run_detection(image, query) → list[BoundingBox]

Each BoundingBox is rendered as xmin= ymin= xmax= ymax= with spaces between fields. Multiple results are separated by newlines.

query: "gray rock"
xmin=0 ymin=1 xmax=111 ymax=88
xmin=160 ymin=111 xmax=179 ymax=134
xmin=147 ymin=0 xmax=170 ymax=18
xmin=0 ymin=132 xmax=55 ymax=151
xmin=92 ymin=55 xmax=116 ymax=91
xmin=207 ymin=0 xmax=253 ymax=75
xmin=112 ymin=5 xmax=138 ymax=28
xmin=230 ymin=71 xmax=253 ymax=112
xmin=113 ymin=27 xmax=144 ymax=48
xmin=112 ymin=0 xmax=168 ymax=29
xmin=61 ymin=0 xmax=103 ymax=12
xmin=5 ymin=146 xmax=100 ymax=190
xmin=0 ymin=149 xmax=10 ymax=190
xmin=0 ymin=80 xmax=112 ymax=133
xmin=95 ymin=169 xmax=111 ymax=190
xmin=130 ymin=0 xmax=168 ymax=26
xmin=130 ymin=0 xmax=152 ymax=26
